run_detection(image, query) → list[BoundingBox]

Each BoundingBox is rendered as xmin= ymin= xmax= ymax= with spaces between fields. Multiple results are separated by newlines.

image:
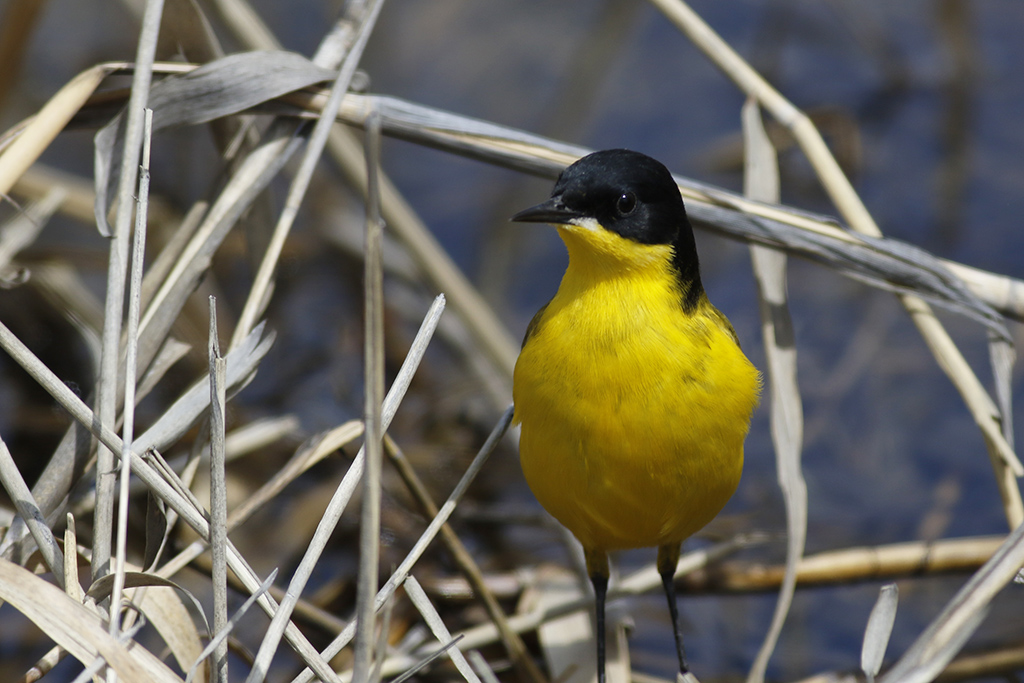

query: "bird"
xmin=511 ymin=149 xmax=760 ymax=683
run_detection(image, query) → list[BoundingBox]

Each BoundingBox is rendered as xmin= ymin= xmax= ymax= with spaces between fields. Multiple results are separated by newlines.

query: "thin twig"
xmin=319 ymin=126 xmax=518 ymax=406
xmin=352 ymin=103 xmax=386 ymax=683
xmin=209 ymin=297 xmax=229 ymax=683
xmin=109 ymin=106 xmax=153 ymax=641
xmin=92 ymin=0 xmax=165 ymax=584
xmin=65 ymin=514 xmax=80 ymax=601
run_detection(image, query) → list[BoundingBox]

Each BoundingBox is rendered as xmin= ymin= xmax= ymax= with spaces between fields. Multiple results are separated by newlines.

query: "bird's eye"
xmin=616 ymin=192 xmax=637 ymax=216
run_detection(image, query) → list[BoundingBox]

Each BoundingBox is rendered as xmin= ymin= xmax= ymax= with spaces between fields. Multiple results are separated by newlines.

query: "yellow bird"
xmin=511 ymin=149 xmax=760 ymax=682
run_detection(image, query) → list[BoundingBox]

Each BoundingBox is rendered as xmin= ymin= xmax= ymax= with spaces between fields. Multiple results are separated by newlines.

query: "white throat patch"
xmin=567 ymin=216 xmax=602 ymax=233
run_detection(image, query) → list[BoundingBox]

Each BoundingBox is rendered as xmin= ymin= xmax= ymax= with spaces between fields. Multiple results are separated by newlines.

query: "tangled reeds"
xmin=0 ymin=1 xmax=1021 ymax=682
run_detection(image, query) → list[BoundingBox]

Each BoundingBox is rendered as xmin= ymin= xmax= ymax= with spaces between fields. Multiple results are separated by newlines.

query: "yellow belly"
xmin=513 ymin=268 xmax=760 ymax=552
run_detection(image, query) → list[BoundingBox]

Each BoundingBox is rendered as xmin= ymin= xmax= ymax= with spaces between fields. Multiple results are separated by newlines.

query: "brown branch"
xmin=679 ymin=536 xmax=1004 ymax=593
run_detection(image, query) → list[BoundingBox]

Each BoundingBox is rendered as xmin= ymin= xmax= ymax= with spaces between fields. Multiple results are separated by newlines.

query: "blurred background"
xmin=0 ymin=0 xmax=1022 ymax=681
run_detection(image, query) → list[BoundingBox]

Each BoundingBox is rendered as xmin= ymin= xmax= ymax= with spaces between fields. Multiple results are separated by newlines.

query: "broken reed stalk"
xmin=93 ymin=0 xmax=165 ymax=585
xmin=275 ymin=86 xmax=1024 ymax=325
xmin=352 ymin=102 xmax=386 ymax=683
xmin=110 ymin=106 xmax=153 ymax=639
xmin=10 ymin=63 xmax=1024 ymax=326
xmin=676 ymin=536 xmax=1007 ymax=594
xmin=208 ymin=297 xmax=229 ymax=683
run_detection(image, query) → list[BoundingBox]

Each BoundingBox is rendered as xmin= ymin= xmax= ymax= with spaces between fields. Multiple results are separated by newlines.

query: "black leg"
xmin=591 ymin=571 xmax=608 ymax=683
xmin=658 ymin=544 xmax=689 ymax=675
xmin=586 ymin=549 xmax=610 ymax=683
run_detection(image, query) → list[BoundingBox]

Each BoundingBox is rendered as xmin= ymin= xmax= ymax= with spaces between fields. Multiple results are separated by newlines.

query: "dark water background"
xmin=2 ymin=0 xmax=1024 ymax=680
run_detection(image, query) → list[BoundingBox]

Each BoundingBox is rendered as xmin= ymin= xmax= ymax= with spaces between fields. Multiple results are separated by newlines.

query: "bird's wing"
xmin=521 ymin=300 xmax=551 ymax=348
xmin=708 ymin=303 xmax=743 ymax=348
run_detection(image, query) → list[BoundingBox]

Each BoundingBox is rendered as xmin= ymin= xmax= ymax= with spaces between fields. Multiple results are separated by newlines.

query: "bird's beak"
xmin=510 ymin=197 xmax=580 ymax=225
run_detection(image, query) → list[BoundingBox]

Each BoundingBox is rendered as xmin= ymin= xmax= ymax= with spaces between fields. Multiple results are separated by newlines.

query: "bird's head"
xmin=512 ymin=149 xmax=703 ymax=301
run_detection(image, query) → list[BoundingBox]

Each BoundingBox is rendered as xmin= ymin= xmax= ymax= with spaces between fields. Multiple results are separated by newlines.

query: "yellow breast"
xmin=513 ymin=229 xmax=760 ymax=552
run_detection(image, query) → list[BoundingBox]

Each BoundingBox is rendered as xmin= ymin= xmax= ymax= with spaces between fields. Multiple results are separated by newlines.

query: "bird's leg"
xmin=585 ymin=548 xmax=610 ymax=683
xmin=658 ymin=543 xmax=689 ymax=675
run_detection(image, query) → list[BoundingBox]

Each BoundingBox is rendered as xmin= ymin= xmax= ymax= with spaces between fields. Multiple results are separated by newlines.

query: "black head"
xmin=511 ymin=149 xmax=688 ymax=244
xmin=512 ymin=149 xmax=704 ymax=306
